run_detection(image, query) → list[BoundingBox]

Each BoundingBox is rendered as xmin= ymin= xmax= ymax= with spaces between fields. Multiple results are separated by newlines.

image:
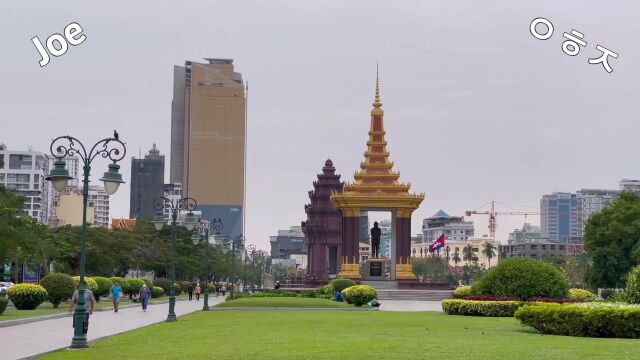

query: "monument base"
xmin=338 ymin=263 xmax=361 ymax=280
xmin=362 ymin=259 xmax=387 ymax=281
xmin=395 ymin=263 xmax=417 ymax=280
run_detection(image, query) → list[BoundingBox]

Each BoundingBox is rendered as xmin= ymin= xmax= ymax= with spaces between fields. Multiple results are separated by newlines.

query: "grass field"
xmin=0 ymin=294 xmax=189 ymax=322
xmin=43 ymin=311 xmax=639 ymax=360
xmin=216 ymin=297 xmax=359 ymax=308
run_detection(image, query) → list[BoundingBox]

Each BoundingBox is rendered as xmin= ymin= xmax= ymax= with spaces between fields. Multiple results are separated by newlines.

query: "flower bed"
xmin=515 ymin=302 xmax=640 ymax=338
xmin=442 ymin=299 xmax=524 ymax=317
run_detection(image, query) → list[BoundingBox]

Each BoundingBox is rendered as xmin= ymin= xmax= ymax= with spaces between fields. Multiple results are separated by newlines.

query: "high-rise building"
xmin=576 ymin=189 xmax=619 ymax=237
xmin=49 ymin=186 xmax=95 ymax=227
xmin=46 ymin=152 xmax=80 ymax=224
xmin=540 ymin=192 xmax=579 ymax=243
xmin=88 ymin=186 xmax=109 ymax=228
xmin=170 ymin=58 xmax=246 ymax=239
xmin=270 ymin=226 xmax=307 ymax=269
xmin=620 ymin=179 xmax=640 ymax=192
xmin=129 ymin=144 xmax=165 ymax=219
xmin=422 ymin=210 xmax=474 ymax=244
xmin=0 ymin=143 xmax=48 ymax=223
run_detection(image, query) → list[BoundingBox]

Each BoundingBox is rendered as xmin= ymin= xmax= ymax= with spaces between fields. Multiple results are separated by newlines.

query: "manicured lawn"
xmin=0 ymin=294 xmax=189 ymax=322
xmin=43 ymin=311 xmax=639 ymax=359
xmin=217 ymin=297 xmax=359 ymax=308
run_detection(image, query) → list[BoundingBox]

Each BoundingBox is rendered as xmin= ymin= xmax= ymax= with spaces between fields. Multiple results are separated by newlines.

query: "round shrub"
xmin=600 ymin=288 xmax=616 ymax=300
xmin=92 ymin=277 xmax=113 ymax=301
xmin=342 ymin=285 xmax=377 ymax=307
xmin=142 ymin=278 xmax=153 ymax=289
xmin=0 ymin=296 xmax=8 ymax=315
xmin=625 ymin=265 xmax=640 ymax=304
xmin=39 ymin=273 xmax=75 ymax=308
xmin=180 ymin=281 xmax=192 ymax=293
xmin=471 ymin=258 xmax=570 ymax=299
xmin=173 ymin=283 xmax=182 ymax=295
xmin=109 ymin=277 xmax=128 ymax=294
xmin=330 ymin=279 xmax=357 ymax=293
xmin=454 ymin=286 xmax=471 ymax=299
xmin=72 ymin=276 xmax=98 ymax=293
xmin=127 ymin=278 xmax=145 ymax=294
xmin=151 ymin=286 xmax=164 ymax=298
xmin=569 ymin=288 xmax=597 ymax=302
xmin=318 ymin=284 xmax=333 ymax=295
xmin=153 ymin=278 xmax=173 ymax=294
xmin=7 ymin=284 xmax=48 ymax=310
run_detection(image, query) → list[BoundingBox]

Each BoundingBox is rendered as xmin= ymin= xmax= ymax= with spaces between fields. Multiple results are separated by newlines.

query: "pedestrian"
xmin=221 ymin=284 xmax=226 ymax=297
xmin=186 ymin=282 xmax=193 ymax=301
xmin=69 ymin=281 xmax=96 ymax=336
xmin=139 ymin=284 xmax=152 ymax=312
xmin=195 ymin=283 xmax=201 ymax=301
xmin=215 ymin=283 xmax=220 ymax=297
xmin=110 ymin=281 xmax=124 ymax=312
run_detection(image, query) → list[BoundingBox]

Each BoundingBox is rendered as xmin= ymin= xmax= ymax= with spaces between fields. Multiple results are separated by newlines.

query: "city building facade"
xmin=129 ymin=144 xmax=165 ymax=220
xmin=45 ymin=152 xmax=80 ymax=224
xmin=576 ymin=189 xmax=619 ymax=237
xmin=88 ymin=186 xmax=110 ymax=228
xmin=620 ymin=179 xmax=640 ymax=192
xmin=49 ymin=186 xmax=95 ymax=227
xmin=0 ymin=144 xmax=49 ymax=223
xmin=540 ymin=192 xmax=579 ymax=243
xmin=170 ymin=58 xmax=246 ymax=239
xmin=422 ymin=210 xmax=474 ymax=244
xmin=270 ymin=226 xmax=307 ymax=263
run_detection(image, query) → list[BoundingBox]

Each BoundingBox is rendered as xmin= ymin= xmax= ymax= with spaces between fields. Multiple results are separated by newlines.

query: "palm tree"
xmin=482 ymin=241 xmax=497 ymax=268
xmin=445 ymin=245 xmax=451 ymax=262
xmin=452 ymin=248 xmax=461 ymax=269
xmin=462 ymin=244 xmax=474 ymax=266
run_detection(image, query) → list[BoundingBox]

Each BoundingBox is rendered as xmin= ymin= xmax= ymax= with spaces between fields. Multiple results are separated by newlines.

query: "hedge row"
xmin=442 ymin=299 xmax=524 ymax=317
xmin=0 ymin=296 xmax=8 ymax=315
xmin=515 ymin=303 xmax=640 ymax=338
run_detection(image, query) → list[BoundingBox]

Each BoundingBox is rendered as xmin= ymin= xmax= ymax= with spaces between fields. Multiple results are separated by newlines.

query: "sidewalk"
xmin=1 ymin=296 xmax=224 ymax=360
xmin=379 ymin=300 xmax=443 ymax=312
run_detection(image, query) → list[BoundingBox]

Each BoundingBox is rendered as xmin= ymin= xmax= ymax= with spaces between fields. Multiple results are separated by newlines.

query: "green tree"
xmin=452 ymin=248 xmax=461 ymax=269
xmin=462 ymin=244 xmax=474 ymax=266
xmin=584 ymin=191 xmax=640 ymax=288
xmin=482 ymin=241 xmax=496 ymax=268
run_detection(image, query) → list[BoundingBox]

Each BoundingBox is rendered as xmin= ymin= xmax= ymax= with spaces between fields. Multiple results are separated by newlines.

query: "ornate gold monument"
xmin=330 ymin=69 xmax=425 ymax=280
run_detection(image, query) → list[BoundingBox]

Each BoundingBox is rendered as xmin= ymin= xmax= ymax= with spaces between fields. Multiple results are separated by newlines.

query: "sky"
xmin=1 ymin=1 xmax=638 ymax=251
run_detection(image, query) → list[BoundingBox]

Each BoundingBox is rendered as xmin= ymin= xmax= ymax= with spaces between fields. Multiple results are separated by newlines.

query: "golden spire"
xmin=372 ymin=64 xmax=383 ymax=115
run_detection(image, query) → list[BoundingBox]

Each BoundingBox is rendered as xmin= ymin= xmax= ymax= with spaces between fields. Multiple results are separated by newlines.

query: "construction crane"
xmin=465 ymin=201 xmax=540 ymax=238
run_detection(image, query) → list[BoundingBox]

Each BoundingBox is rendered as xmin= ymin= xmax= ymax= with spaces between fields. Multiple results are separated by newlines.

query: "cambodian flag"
xmin=428 ymin=234 xmax=445 ymax=253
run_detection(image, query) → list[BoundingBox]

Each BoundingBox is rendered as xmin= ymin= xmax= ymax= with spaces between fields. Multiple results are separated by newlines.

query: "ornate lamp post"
xmin=152 ymin=197 xmax=197 ymax=322
xmin=229 ymin=234 xmax=245 ymax=299
xmin=191 ymin=218 xmax=223 ymax=311
xmin=46 ymin=134 xmax=126 ymax=349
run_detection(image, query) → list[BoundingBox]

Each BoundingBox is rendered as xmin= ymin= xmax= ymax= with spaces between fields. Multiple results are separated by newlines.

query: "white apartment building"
xmin=0 ymin=144 xmax=49 ymax=223
xmin=88 ymin=185 xmax=110 ymax=228
xmin=620 ymin=179 xmax=640 ymax=192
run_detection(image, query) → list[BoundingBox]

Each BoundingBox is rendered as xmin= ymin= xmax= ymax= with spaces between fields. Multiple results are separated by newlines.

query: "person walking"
xmin=187 ymin=282 xmax=194 ymax=301
xmin=221 ymin=284 xmax=226 ymax=297
xmin=195 ymin=283 xmax=201 ymax=301
xmin=110 ymin=281 xmax=124 ymax=312
xmin=139 ymin=284 xmax=152 ymax=312
xmin=69 ymin=281 xmax=96 ymax=336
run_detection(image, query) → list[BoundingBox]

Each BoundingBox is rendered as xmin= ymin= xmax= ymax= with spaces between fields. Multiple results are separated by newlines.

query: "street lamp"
xmin=191 ymin=218 xmax=223 ymax=311
xmin=152 ymin=197 xmax=197 ymax=322
xmin=229 ymin=234 xmax=245 ymax=299
xmin=46 ymin=134 xmax=126 ymax=349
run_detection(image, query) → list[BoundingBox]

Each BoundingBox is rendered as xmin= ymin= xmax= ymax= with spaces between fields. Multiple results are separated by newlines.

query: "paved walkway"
xmin=2 ymin=297 xmax=224 ymax=360
xmin=379 ymin=300 xmax=443 ymax=312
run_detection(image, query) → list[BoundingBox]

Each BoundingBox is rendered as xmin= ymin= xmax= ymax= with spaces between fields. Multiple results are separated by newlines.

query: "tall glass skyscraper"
xmin=540 ymin=192 xmax=579 ymax=243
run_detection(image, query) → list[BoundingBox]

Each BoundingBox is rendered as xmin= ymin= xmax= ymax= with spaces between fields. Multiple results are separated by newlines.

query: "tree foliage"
xmin=584 ymin=191 xmax=640 ymax=288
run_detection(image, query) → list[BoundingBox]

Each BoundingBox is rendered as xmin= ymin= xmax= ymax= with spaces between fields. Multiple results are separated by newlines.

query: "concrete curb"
xmin=0 ymin=299 xmax=186 ymax=328
xmin=211 ymin=307 xmax=377 ymax=311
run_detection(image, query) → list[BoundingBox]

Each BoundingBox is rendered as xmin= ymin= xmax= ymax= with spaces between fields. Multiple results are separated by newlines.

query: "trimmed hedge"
xmin=0 ymin=296 xmax=8 ymax=315
xmin=72 ymin=276 xmax=98 ymax=293
xmin=342 ymin=285 xmax=377 ymax=307
xmin=127 ymin=278 xmax=146 ymax=295
xmin=471 ymin=257 xmax=569 ymax=299
xmin=142 ymin=278 xmax=154 ymax=289
xmin=7 ymin=284 xmax=49 ymax=310
xmin=153 ymin=278 xmax=173 ymax=294
xmin=109 ymin=277 xmax=128 ymax=293
xmin=151 ymin=286 xmax=164 ymax=298
xmin=330 ymin=279 xmax=357 ymax=293
xmin=442 ymin=299 xmax=524 ymax=317
xmin=515 ymin=302 xmax=640 ymax=338
xmin=600 ymin=288 xmax=616 ymax=300
xmin=454 ymin=286 xmax=471 ymax=299
xmin=464 ymin=295 xmax=520 ymax=301
xmin=569 ymin=288 xmax=596 ymax=302
xmin=625 ymin=265 xmax=640 ymax=304
xmin=92 ymin=277 xmax=113 ymax=300
xmin=39 ymin=273 xmax=75 ymax=308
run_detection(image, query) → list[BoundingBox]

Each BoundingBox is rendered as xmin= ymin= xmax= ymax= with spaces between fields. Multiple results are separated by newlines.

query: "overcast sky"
xmin=1 ymin=1 xmax=638 ymax=251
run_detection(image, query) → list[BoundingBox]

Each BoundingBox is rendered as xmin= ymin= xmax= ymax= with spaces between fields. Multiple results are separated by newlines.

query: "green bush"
xmin=442 ymin=299 xmax=524 ymax=317
xmin=151 ymin=286 xmax=164 ymax=298
xmin=600 ymin=288 xmax=616 ymax=300
xmin=318 ymin=284 xmax=333 ymax=296
xmin=173 ymin=283 xmax=182 ymax=295
xmin=153 ymin=278 xmax=173 ymax=294
xmin=569 ymin=288 xmax=596 ymax=302
xmin=471 ymin=258 xmax=569 ymax=299
xmin=127 ymin=278 xmax=145 ymax=294
xmin=180 ymin=281 xmax=192 ymax=293
xmin=109 ymin=277 xmax=128 ymax=294
xmin=7 ymin=284 xmax=49 ymax=310
xmin=454 ymin=286 xmax=471 ymax=299
xmin=625 ymin=266 xmax=640 ymax=304
xmin=39 ymin=273 xmax=75 ymax=308
xmin=0 ymin=296 xmax=8 ymax=314
xmin=329 ymin=279 xmax=357 ymax=293
xmin=515 ymin=302 xmax=640 ymax=338
xmin=300 ymin=290 xmax=318 ymax=298
xmin=342 ymin=285 xmax=377 ymax=307
xmin=92 ymin=277 xmax=113 ymax=301
xmin=72 ymin=276 xmax=98 ymax=293
xmin=142 ymin=278 xmax=154 ymax=289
